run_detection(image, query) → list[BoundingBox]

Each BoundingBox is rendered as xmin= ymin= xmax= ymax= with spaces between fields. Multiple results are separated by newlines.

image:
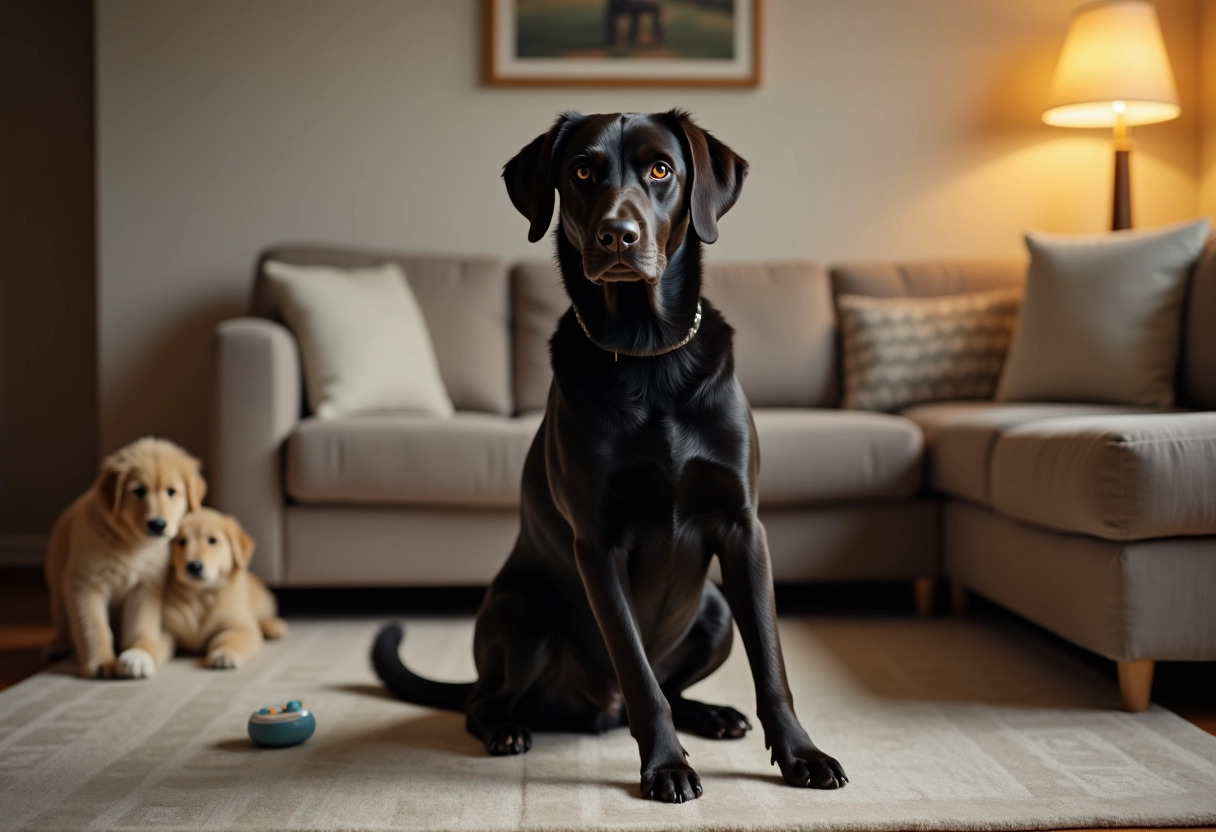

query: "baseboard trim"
xmin=0 ymin=535 xmax=46 ymax=566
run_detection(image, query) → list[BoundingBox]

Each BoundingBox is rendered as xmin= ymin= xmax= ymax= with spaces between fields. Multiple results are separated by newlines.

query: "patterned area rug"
xmin=1 ymin=616 xmax=1215 ymax=831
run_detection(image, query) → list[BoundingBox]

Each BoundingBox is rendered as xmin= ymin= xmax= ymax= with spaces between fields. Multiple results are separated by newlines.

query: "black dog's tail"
xmin=371 ymin=622 xmax=474 ymax=712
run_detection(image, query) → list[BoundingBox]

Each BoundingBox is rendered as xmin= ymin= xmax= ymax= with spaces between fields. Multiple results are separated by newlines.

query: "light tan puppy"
xmin=164 ymin=509 xmax=287 ymax=669
xmin=45 ymin=437 xmax=205 ymax=679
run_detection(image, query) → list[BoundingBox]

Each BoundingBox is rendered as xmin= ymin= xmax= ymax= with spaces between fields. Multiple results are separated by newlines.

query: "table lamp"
xmin=1043 ymin=0 xmax=1180 ymax=230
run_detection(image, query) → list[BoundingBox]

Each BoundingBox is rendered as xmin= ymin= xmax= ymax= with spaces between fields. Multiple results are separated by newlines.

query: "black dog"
xmin=373 ymin=111 xmax=846 ymax=803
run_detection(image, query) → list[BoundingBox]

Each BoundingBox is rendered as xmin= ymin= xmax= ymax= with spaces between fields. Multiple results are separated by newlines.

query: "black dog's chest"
xmin=599 ymin=409 xmax=749 ymax=537
xmin=614 ymin=410 xmax=697 ymax=478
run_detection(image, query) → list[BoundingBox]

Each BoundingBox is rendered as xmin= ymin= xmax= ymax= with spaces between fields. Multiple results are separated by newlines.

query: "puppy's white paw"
xmin=207 ymin=649 xmax=240 ymax=670
xmin=116 ymin=648 xmax=156 ymax=679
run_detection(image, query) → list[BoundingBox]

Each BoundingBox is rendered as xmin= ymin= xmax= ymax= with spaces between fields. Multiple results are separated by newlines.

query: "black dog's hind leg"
xmin=465 ymin=590 xmax=550 ymax=756
xmin=718 ymin=519 xmax=848 ymax=789
xmin=655 ymin=582 xmax=751 ymax=740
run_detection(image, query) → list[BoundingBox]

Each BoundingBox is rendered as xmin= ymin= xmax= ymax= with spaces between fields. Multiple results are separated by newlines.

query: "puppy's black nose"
xmin=597 ymin=218 xmax=640 ymax=252
xmin=147 ymin=517 xmax=167 ymax=535
xmin=186 ymin=560 xmax=204 ymax=578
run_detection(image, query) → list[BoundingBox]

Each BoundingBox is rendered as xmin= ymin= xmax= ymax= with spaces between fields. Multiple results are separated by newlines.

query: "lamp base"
xmin=1112 ymin=146 xmax=1131 ymax=231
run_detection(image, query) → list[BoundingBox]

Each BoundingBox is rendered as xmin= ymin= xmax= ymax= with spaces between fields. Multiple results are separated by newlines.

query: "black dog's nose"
xmin=186 ymin=560 xmax=204 ymax=578
xmin=147 ymin=517 xmax=167 ymax=535
xmin=597 ymin=218 xmax=640 ymax=252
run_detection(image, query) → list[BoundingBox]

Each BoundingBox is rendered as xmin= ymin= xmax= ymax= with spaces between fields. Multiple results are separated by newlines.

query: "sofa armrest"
xmin=211 ymin=318 xmax=302 ymax=584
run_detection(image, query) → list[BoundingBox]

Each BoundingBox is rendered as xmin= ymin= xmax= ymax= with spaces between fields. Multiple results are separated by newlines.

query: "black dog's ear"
xmin=670 ymin=110 xmax=748 ymax=245
xmin=503 ymin=113 xmax=579 ymax=243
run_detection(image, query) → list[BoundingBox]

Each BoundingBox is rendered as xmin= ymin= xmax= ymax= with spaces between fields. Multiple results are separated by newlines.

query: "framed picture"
xmin=487 ymin=0 xmax=761 ymax=87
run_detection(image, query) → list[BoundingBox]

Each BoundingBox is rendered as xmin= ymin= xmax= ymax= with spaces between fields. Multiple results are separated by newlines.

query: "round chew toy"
xmin=248 ymin=700 xmax=316 ymax=748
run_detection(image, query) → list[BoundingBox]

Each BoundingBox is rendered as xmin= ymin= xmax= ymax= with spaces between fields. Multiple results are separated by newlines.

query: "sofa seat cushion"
xmin=990 ymin=412 xmax=1216 ymax=541
xmin=902 ymin=401 xmax=1166 ymax=506
xmin=288 ymin=409 xmax=923 ymax=511
xmin=752 ymin=409 xmax=923 ymax=505
xmin=286 ymin=412 xmax=543 ymax=508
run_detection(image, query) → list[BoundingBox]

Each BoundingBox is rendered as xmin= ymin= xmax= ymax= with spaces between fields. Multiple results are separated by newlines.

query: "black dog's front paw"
xmin=773 ymin=745 xmax=847 ymax=789
xmin=485 ymin=721 xmax=532 ymax=755
xmin=641 ymin=762 xmax=703 ymax=803
xmin=671 ymin=697 xmax=751 ymax=739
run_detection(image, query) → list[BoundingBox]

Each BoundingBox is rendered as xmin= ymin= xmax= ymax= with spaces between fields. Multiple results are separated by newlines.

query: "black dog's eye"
xmin=167 ymin=487 xmax=176 ymax=497
xmin=133 ymin=486 xmax=147 ymax=499
xmin=175 ymin=538 xmax=186 ymax=546
xmin=574 ymin=165 xmax=592 ymax=181
xmin=650 ymin=162 xmax=671 ymax=180
xmin=208 ymin=536 xmax=218 ymax=545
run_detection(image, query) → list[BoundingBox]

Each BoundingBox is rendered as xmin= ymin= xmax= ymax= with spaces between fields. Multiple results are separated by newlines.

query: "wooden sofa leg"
xmin=950 ymin=580 xmax=967 ymax=616
xmin=913 ymin=578 xmax=934 ymax=617
xmin=1117 ymin=660 xmax=1155 ymax=713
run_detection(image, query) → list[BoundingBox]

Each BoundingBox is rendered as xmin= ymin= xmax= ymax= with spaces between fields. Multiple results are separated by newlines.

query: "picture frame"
xmin=486 ymin=0 xmax=761 ymax=87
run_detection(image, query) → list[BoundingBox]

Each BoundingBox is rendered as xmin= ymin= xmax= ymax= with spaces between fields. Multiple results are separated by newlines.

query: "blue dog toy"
xmin=248 ymin=700 xmax=316 ymax=748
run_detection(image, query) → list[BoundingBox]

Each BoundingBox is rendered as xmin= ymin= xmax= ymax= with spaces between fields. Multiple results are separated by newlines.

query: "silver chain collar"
xmin=571 ymin=300 xmax=703 ymax=362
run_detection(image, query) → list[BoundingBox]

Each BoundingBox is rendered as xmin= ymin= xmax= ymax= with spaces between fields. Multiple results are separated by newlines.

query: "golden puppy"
xmin=164 ymin=509 xmax=287 ymax=669
xmin=45 ymin=437 xmax=205 ymax=678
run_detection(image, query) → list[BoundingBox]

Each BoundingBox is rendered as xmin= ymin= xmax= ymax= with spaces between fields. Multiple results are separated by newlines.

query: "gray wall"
xmin=96 ymin=0 xmax=1203 ymax=465
xmin=1 ymin=0 xmax=97 ymax=562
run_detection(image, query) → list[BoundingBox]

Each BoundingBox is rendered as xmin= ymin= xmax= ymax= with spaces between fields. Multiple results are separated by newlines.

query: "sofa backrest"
xmin=253 ymin=246 xmax=513 ymax=416
xmin=832 ymin=254 xmax=1216 ymax=411
xmin=1182 ymin=236 xmax=1216 ymax=410
xmin=249 ymin=243 xmax=1216 ymax=417
xmin=829 ymin=261 xmax=1025 ymax=300
xmin=510 ymin=262 xmax=565 ymax=414
xmin=510 ymin=261 xmax=839 ymax=413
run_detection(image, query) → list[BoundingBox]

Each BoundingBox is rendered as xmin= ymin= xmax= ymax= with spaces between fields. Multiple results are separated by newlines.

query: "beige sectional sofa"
xmin=212 ymin=244 xmax=1216 ymax=711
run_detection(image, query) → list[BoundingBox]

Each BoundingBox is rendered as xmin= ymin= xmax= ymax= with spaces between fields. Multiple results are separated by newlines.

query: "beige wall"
xmin=1201 ymin=0 xmax=1216 ymax=216
xmin=97 ymin=0 xmax=1204 ymax=463
xmin=1 ymin=0 xmax=97 ymax=562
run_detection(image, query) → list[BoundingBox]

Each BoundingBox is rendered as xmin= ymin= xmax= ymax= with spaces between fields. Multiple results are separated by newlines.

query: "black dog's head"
xmin=504 ymin=110 xmax=748 ymax=285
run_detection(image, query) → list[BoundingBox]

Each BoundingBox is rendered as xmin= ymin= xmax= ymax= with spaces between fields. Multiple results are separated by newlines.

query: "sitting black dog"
xmin=373 ymin=110 xmax=847 ymax=803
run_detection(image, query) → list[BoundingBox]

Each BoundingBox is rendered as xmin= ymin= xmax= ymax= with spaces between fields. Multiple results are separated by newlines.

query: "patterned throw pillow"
xmin=839 ymin=288 xmax=1021 ymax=412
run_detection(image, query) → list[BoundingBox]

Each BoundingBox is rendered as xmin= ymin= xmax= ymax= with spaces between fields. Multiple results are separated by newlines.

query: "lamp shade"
xmin=1043 ymin=0 xmax=1179 ymax=128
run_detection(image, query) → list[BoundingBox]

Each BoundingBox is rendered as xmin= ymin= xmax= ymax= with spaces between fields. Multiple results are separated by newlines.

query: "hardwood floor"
xmin=2 ymin=567 xmax=1212 ymax=831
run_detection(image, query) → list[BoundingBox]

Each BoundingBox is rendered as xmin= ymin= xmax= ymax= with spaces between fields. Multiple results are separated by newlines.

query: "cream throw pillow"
xmin=839 ymin=288 xmax=1021 ymax=412
xmin=996 ymin=219 xmax=1209 ymax=407
xmin=264 ymin=260 xmax=454 ymax=419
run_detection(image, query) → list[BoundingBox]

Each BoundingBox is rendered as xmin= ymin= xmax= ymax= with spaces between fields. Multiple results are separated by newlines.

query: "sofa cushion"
xmin=1182 ymin=235 xmax=1216 ymax=409
xmin=752 ymin=409 xmax=923 ymax=505
xmin=512 ymin=262 xmax=567 ymax=415
xmin=254 ymin=247 xmax=513 ymax=416
xmin=511 ymin=261 xmax=838 ymax=414
xmin=286 ymin=408 xmax=921 ymax=511
xmin=902 ymin=401 xmax=1166 ymax=506
xmin=838 ymin=288 xmax=1021 ymax=412
xmin=990 ymin=412 xmax=1216 ymax=541
xmin=286 ymin=412 xmax=543 ymax=508
xmin=264 ymin=260 xmax=453 ymax=419
xmin=701 ymin=265 xmax=837 ymax=409
xmin=996 ymin=220 xmax=1208 ymax=407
